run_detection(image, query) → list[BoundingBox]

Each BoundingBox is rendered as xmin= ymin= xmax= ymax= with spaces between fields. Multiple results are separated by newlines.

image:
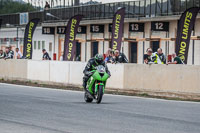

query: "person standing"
xmin=144 ymin=48 xmax=153 ymax=64
xmin=152 ymin=48 xmax=166 ymax=64
xmin=15 ymin=48 xmax=22 ymax=59
xmin=168 ymin=53 xmax=184 ymax=64
xmin=0 ymin=50 xmax=5 ymax=59
xmin=5 ymin=47 xmax=13 ymax=59
xmin=76 ymin=55 xmax=81 ymax=61
xmin=8 ymin=45 xmax=14 ymax=58
xmin=113 ymin=50 xmax=128 ymax=63
xmin=42 ymin=49 xmax=51 ymax=60
xmin=157 ymin=48 xmax=166 ymax=64
xmin=105 ymin=49 xmax=114 ymax=63
xmin=44 ymin=1 xmax=50 ymax=10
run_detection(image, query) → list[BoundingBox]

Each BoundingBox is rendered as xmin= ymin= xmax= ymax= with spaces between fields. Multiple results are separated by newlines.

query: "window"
xmin=20 ymin=38 xmax=24 ymax=45
xmin=129 ymin=42 xmax=138 ymax=63
xmin=42 ymin=41 xmax=45 ymax=49
xmin=91 ymin=42 xmax=99 ymax=57
xmin=150 ymin=41 xmax=160 ymax=52
xmin=76 ymin=42 xmax=81 ymax=61
xmin=34 ymin=41 xmax=37 ymax=49
xmin=38 ymin=41 xmax=41 ymax=50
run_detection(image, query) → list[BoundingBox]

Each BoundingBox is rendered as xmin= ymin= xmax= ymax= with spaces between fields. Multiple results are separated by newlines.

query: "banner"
xmin=111 ymin=7 xmax=125 ymax=52
xmin=23 ymin=18 xmax=40 ymax=59
xmin=63 ymin=15 xmax=83 ymax=61
xmin=175 ymin=7 xmax=200 ymax=64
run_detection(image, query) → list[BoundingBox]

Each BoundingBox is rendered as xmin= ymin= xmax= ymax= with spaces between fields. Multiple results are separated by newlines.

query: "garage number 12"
xmin=155 ymin=22 xmax=164 ymax=30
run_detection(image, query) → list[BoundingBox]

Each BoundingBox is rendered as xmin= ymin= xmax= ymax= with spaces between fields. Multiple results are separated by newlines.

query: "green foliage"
xmin=0 ymin=0 xmax=36 ymax=15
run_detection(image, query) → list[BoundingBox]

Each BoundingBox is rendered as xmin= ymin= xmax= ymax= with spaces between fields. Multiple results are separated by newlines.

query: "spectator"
xmin=113 ymin=50 xmax=128 ymax=63
xmin=157 ymin=48 xmax=166 ymax=64
xmin=168 ymin=53 xmax=184 ymax=64
xmin=44 ymin=1 xmax=50 ymax=10
xmin=76 ymin=55 xmax=81 ymax=61
xmin=105 ymin=48 xmax=114 ymax=63
xmin=5 ymin=47 xmax=13 ymax=59
xmin=8 ymin=45 xmax=14 ymax=58
xmin=152 ymin=48 xmax=166 ymax=64
xmin=42 ymin=49 xmax=51 ymax=60
xmin=104 ymin=48 xmax=111 ymax=60
xmin=0 ymin=50 xmax=5 ymax=59
xmin=15 ymin=48 xmax=22 ymax=59
xmin=144 ymin=48 xmax=153 ymax=64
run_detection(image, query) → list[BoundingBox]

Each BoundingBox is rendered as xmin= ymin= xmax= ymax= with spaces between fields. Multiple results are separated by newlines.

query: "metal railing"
xmin=0 ymin=0 xmax=199 ymax=26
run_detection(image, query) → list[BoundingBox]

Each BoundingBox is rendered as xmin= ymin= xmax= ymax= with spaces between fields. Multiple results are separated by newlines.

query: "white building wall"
xmin=104 ymin=24 xmax=110 ymax=52
xmin=0 ymin=27 xmax=54 ymax=60
xmin=123 ymin=23 xmax=129 ymax=61
xmin=169 ymin=20 xmax=176 ymax=55
xmin=1 ymin=18 xmax=200 ymax=65
xmin=86 ymin=25 xmax=91 ymax=61
xmin=81 ymin=42 xmax=86 ymax=62
xmin=195 ymin=20 xmax=200 ymax=65
xmin=144 ymin=22 xmax=151 ymax=51
xmin=0 ymin=28 xmax=24 ymax=48
xmin=32 ymin=27 xmax=54 ymax=60
xmin=54 ymin=33 xmax=59 ymax=60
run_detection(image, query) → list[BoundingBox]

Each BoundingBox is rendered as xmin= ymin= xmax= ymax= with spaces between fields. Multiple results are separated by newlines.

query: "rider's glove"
xmin=86 ymin=71 xmax=93 ymax=76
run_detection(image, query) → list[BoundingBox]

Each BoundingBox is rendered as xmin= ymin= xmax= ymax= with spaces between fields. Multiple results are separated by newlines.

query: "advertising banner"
xmin=23 ymin=18 xmax=40 ymax=59
xmin=63 ymin=15 xmax=83 ymax=61
xmin=110 ymin=8 xmax=125 ymax=51
xmin=175 ymin=7 xmax=200 ymax=64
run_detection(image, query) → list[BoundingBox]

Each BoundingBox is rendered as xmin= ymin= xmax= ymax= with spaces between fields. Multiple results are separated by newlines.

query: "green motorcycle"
xmin=84 ymin=65 xmax=110 ymax=104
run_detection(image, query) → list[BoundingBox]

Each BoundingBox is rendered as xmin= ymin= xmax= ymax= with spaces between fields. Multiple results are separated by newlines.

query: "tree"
xmin=0 ymin=0 xmax=36 ymax=15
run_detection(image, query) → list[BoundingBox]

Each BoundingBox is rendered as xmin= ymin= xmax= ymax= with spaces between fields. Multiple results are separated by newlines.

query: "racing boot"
xmin=83 ymin=80 xmax=87 ymax=91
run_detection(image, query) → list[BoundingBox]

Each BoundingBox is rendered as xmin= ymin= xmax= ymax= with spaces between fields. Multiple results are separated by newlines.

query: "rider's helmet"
xmin=95 ymin=54 xmax=104 ymax=64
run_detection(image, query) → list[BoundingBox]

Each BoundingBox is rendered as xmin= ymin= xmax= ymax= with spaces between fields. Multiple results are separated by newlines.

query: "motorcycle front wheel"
xmin=96 ymin=85 xmax=103 ymax=104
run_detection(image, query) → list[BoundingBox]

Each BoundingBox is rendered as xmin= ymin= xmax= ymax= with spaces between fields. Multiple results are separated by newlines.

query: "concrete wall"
xmin=0 ymin=60 xmax=199 ymax=94
xmin=123 ymin=64 xmax=200 ymax=93
xmin=0 ymin=60 xmax=27 ymax=79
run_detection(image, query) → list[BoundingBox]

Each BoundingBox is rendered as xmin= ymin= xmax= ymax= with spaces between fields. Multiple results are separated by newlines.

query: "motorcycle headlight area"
xmin=97 ymin=65 xmax=106 ymax=73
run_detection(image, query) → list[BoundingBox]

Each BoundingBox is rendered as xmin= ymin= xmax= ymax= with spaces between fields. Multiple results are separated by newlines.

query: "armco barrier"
xmin=0 ymin=60 xmax=200 ymax=94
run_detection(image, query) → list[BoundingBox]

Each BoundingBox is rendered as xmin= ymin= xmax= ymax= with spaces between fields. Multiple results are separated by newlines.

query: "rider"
xmin=83 ymin=54 xmax=111 ymax=91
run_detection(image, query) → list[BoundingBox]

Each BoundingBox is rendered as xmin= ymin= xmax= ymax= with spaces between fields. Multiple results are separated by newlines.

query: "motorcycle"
xmin=84 ymin=65 xmax=110 ymax=104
